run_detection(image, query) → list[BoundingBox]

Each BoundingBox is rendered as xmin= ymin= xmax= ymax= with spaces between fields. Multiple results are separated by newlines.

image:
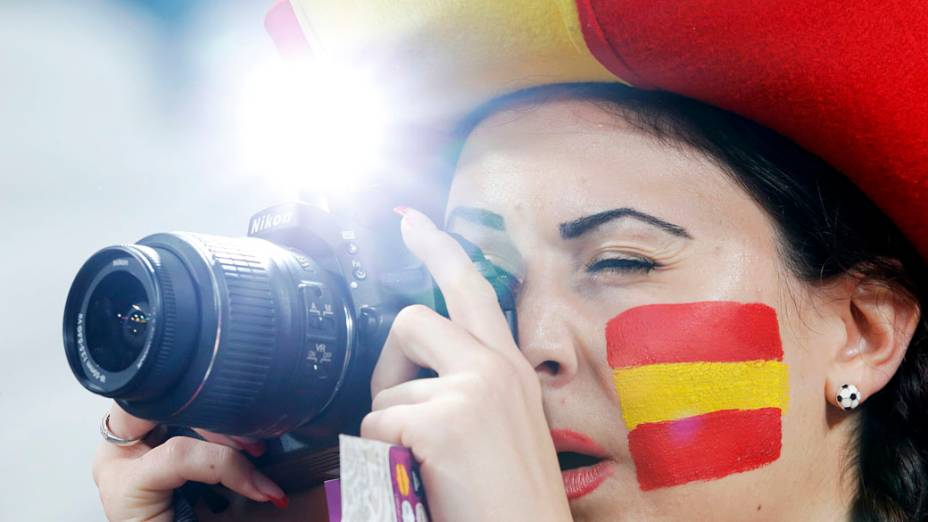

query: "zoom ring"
xmin=180 ymin=235 xmax=278 ymax=431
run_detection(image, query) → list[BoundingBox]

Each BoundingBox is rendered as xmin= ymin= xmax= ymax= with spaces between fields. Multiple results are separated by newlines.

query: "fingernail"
xmin=251 ymin=470 xmax=286 ymax=504
xmin=268 ymin=495 xmax=289 ymax=510
xmin=236 ymin=439 xmax=266 ymax=458
xmin=396 ymin=207 xmax=434 ymax=229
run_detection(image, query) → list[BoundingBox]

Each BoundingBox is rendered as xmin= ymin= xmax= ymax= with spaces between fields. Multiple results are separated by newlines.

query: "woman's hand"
xmin=91 ymin=403 xmax=287 ymax=522
xmin=361 ymin=208 xmax=571 ymax=522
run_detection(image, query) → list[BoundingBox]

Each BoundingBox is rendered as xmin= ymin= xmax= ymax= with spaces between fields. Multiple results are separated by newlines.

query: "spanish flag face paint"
xmin=606 ymin=301 xmax=789 ymax=491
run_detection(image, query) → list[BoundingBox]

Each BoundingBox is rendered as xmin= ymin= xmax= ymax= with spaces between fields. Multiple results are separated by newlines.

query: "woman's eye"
xmin=585 ymin=256 xmax=659 ymax=274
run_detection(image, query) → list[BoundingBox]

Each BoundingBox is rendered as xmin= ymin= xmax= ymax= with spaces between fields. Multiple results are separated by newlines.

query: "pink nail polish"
xmin=394 ymin=206 xmax=434 ymax=229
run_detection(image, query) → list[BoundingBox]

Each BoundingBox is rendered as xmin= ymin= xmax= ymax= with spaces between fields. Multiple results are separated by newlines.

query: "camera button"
xmin=307 ymin=314 xmax=337 ymax=339
xmin=300 ymin=283 xmax=325 ymax=300
xmin=300 ymin=341 xmax=334 ymax=381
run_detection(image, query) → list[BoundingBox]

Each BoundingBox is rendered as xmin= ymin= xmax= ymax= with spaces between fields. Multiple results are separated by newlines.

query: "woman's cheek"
xmin=605 ymin=301 xmax=790 ymax=491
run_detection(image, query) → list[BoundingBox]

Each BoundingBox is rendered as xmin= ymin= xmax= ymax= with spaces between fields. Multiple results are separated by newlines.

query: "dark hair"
xmin=452 ymin=83 xmax=928 ymax=521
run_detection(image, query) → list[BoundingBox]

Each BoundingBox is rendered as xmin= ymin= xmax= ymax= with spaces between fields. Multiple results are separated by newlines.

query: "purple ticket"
xmin=324 ymin=479 xmax=341 ymax=522
xmin=335 ymin=435 xmax=431 ymax=522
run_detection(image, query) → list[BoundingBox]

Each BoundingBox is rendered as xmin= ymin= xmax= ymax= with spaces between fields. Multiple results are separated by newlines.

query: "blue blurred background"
xmin=0 ymin=1 xmax=294 ymax=519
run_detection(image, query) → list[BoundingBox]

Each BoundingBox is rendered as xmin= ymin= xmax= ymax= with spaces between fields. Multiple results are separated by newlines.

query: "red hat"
xmin=265 ymin=0 xmax=928 ymax=260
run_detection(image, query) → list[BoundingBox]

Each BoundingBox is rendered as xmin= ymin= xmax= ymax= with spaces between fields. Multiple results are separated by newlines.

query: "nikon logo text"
xmin=250 ymin=212 xmax=293 ymax=235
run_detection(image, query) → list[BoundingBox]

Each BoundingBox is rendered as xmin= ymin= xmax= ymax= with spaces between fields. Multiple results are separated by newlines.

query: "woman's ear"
xmin=824 ymin=275 xmax=920 ymax=410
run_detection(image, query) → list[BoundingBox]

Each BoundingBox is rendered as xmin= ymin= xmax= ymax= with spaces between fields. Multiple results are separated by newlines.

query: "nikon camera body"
xmin=62 ymin=201 xmax=518 ymax=488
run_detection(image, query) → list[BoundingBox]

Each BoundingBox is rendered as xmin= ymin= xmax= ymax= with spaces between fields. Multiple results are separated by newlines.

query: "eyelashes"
xmin=482 ymin=243 xmax=660 ymax=280
xmin=585 ymin=256 xmax=660 ymax=274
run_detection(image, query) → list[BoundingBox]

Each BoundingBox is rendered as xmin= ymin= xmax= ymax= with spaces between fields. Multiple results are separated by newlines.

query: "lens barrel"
xmin=63 ymin=233 xmax=352 ymax=436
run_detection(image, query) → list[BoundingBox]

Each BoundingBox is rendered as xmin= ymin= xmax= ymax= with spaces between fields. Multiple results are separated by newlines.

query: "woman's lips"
xmin=551 ymin=429 xmax=607 ymax=456
xmin=561 ymin=461 xmax=615 ymax=500
xmin=551 ymin=429 xmax=614 ymax=500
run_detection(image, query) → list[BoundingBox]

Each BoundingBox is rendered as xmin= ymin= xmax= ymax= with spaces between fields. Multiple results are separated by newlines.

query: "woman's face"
xmin=445 ymin=99 xmax=847 ymax=520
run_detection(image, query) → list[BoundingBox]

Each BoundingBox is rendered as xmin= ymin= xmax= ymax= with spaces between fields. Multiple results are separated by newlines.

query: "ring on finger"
xmin=100 ymin=412 xmax=153 ymax=447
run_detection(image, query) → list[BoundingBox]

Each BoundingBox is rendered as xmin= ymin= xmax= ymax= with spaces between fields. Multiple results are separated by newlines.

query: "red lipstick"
xmin=551 ymin=429 xmax=614 ymax=500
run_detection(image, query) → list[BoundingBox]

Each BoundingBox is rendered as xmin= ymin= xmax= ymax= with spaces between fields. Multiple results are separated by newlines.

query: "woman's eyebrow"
xmin=446 ymin=206 xmax=506 ymax=231
xmin=559 ymin=208 xmax=692 ymax=240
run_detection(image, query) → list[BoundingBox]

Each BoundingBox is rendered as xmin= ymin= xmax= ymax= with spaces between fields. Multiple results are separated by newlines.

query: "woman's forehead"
xmin=448 ymin=98 xmax=746 ymax=232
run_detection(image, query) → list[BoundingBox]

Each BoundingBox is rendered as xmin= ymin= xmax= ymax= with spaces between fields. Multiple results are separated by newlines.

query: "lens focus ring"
xmin=134 ymin=246 xmax=179 ymax=395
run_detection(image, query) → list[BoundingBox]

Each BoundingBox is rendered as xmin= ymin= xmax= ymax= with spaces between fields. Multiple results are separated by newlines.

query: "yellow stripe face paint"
xmin=613 ymin=360 xmax=789 ymax=430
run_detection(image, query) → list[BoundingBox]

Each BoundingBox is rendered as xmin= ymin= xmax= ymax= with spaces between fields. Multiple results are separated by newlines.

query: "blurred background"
xmin=0 ymin=0 xmax=444 ymax=519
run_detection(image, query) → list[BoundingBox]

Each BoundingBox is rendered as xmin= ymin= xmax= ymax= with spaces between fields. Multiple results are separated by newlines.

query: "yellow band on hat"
xmin=287 ymin=0 xmax=623 ymax=121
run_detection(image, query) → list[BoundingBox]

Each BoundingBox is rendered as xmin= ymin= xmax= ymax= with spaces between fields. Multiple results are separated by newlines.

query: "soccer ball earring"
xmin=836 ymin=384 xmax=862 ymax=411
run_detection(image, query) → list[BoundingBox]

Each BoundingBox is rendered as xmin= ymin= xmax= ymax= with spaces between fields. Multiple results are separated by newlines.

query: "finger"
xmin=107 ymin=402 xmax=156 ymax=440
xmin=192 ymin=430 xmax=266 ymax=458
xmin=136 ymin=436 xmax=287 ymax=506
xmin=371 ymin=377 xmax=443 ymax=411
xmin=398 ymin=208 xmax=514 ymax=349
xmin=371 ymin=305 xmax=485 ymax=396
xmin=229 ymin=436 xmax=267 ymax=458
xmin=360 ymin=404 xmax=419 ymax=448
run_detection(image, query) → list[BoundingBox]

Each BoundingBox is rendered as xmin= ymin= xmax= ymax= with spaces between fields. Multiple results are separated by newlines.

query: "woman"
xmin=91 ymin=2 xmax=928 ymax=521
xmin=92 ymin=83 xmax=927 ymax=521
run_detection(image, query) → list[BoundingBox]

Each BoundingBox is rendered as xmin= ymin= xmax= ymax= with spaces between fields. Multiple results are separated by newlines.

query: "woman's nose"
xmin=514 ymin=279 xmax=580 ymax=387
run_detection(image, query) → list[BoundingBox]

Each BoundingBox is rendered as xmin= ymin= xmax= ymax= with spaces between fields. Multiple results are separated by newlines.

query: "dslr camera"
xmin=63 ymin=201 xmax=517 ymax=488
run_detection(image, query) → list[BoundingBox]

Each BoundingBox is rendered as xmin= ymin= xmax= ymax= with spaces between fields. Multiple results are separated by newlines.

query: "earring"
xmin=836 ymin=384 xmax=862 ymax=410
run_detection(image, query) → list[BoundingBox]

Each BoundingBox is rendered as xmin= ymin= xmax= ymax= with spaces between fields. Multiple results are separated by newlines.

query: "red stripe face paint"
xmin=627 ymin=408 xmax=782 ymax=491
xmin=606 ymin=301 xmax=788 ymax=491
xmin=607 ymin=301 xmax=783 ymax=367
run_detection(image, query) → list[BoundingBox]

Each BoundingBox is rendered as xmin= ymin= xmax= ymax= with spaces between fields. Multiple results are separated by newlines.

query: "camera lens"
xmin=63 ymin=244 xmax=199 ymax=400
xmin=63 ymin=232 xmax=354 ymax=437
xmin=84 ymin=271 xmax=151 ymax=372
